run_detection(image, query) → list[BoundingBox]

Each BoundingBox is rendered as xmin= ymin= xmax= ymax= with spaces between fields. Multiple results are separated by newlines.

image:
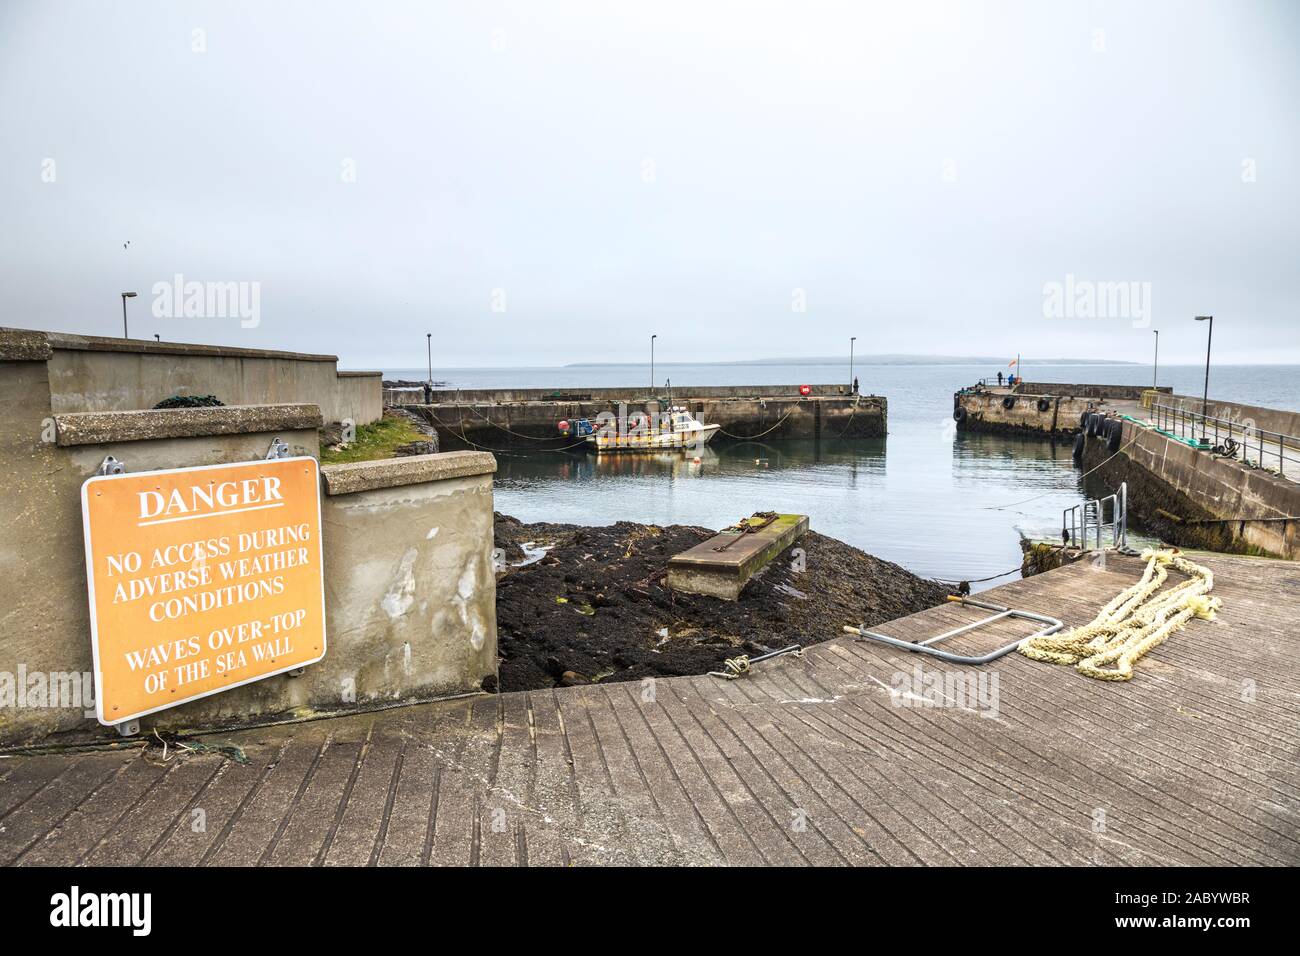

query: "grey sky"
xmin=2 ymin=0 xmax=1297 ymax=367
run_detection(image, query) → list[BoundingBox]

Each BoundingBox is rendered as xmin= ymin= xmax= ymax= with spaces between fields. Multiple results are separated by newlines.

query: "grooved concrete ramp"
xmin=2 ymin=552 xmax=1298 ymax=866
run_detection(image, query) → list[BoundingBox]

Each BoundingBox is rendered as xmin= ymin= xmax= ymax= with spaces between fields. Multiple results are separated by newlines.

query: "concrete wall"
xmin=0 ymin=385 xmax=324 ymax=745
xmin=335 ymin=370 xmax=384 ymax=426
xmin=955 ymin=390 xmax=1094 ymax=437
xmin=7 ymin=327 xmax=382 ymax=425
xmin=1165 ymin=393 xmax=1300 ymax=446
xmin=417 ymin=394 xmax=886 ymax=449
xmin=1081 ymin=419 xmax=1300 ymax=559
xmin=317 ymin=454 xmax=498 ymax=713
xmin=386 ymin=383 xmax=866 ymax=405
xmin=1020 ymin=383 xmax=1170 ymax=401
xmin=0 ymin=334 xmax=497 ymax=746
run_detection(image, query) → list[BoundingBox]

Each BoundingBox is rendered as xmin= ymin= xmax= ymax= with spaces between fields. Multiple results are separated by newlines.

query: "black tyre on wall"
xmin=1036 ymin=397 xmax=1052 ymax=413
xmin=953 ymin=405 xmax=967 ymax=423
xmin=1072 ymin=432 xmax=1085 ymax=464
xmin=1002 ymin=396 xmax=1016 ymax=410
xmin=1107 ymin=419 xmax=1123 ymax=452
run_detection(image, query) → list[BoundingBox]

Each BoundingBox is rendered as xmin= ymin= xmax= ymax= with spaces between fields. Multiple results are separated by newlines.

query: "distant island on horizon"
xmin=564 ymin=354 xmax=1140 ymax=368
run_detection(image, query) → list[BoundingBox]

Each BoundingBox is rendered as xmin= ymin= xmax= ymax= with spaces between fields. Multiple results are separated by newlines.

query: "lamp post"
xmin=120 ymin=292 xmax=137 ymax=338
xmin=650 ymin=334 xmax=657 ymax=394
xmin=426 ymin=333 xmax=432 ymax=384
xmin=1151 ymin=329 xmax=1159 ymax=390
xmin=849 ymin=336 xmax=857 ymax=393
xmin=1194 ymin=315 xmax=1213 ymax=444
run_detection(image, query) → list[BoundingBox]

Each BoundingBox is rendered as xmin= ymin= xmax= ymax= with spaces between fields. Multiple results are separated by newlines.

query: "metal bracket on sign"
xmin=265 ymin=437 xmax=290 ymax=460
xmin=115 ymin=719 xmax=140 ymax=738
xmin=97 ymin=455 xmax=125 ymax=476
xmin=286 ymin=667 xmax=306 ymax=678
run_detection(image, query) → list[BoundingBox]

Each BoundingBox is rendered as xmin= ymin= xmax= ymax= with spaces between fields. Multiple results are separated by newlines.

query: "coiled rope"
xmin=1017 ymin=548 xmax=1221 ymax=681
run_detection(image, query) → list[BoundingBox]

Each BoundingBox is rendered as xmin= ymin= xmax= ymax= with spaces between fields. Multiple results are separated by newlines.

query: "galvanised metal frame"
xmin=1063 ymin=482 xmax=1128 ymax=551
xmin=847 ymin=597 xmax=1063 ymax=665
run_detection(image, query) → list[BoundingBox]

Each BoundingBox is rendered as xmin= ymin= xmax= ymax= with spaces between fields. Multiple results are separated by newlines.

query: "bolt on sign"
xmin=80 ymin=457 xmax=327 ymax=726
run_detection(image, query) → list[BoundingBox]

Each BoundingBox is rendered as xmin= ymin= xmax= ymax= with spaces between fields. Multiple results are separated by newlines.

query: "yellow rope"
xmin=1017 ymin=549 xmax=1221 ymax=681
xmin=717 ymin=410 xmax=794 ymax=440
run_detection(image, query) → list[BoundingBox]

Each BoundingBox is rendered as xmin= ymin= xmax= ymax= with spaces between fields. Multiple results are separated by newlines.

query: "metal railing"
xmin=1063 ymin=482 xmax=1128 ymax=550
xmin=1151 ymin=402 xmax=1299 ymax=479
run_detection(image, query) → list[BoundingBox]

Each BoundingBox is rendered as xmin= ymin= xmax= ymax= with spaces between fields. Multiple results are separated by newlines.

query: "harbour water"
xmin=384 ymin=362 xmax=1300 ymax=589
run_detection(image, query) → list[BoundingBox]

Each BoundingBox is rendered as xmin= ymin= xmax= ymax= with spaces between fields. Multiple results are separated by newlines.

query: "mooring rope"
xmin=981 ymin=435 xmax=1138 ymax=512
xmin=716 ymin=409 xmax=796 ymax=440
xmin=1017 ymin=548 xmax=1221 ymax=681
xmin=421 ymin=409 xmax=589 ymax=455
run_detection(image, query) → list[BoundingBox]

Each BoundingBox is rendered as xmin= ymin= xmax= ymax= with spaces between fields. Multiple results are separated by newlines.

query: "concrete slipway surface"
xmin=2 ymin=552 xmax=1298 ymax=866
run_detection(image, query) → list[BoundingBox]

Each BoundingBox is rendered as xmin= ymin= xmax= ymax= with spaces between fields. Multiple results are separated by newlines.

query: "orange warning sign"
xmin=80 ymin=456 xmax=327 ymax=725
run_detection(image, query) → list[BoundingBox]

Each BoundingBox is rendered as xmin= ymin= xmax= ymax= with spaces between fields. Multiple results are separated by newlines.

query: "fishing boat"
xmin=558 ymin=406 xmax=721 ymax=453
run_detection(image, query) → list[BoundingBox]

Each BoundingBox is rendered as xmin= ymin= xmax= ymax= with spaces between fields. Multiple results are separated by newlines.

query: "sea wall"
xmin=1164 ymin=393 xmax=1300 ymax=447
xmin=9 ymin=327 xmax=382 ymax=426
xmin=954 ymin=390 xmax=1093 ymax=437
xmin=1020 ymin=382 xmax=1166 ymax=401
xmin=1080 ymin=418 xmax=1300 ymax=559
xmin=0 ymin=332 xmax=497 ymax=747
xmin=954 ymin=384 xmax=1171 ymax=438
xmin=411 ymin=393 xmax=886 ymax=449
xmin=385 ymin=383 xmax=863 ymax=405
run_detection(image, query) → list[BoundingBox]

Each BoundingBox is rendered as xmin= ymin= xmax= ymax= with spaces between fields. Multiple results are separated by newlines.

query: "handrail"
xmin=1150 ymin=401 xmax=1299 ymax=479
xmin=1063 ymin=482 xmax=1127 ymax=550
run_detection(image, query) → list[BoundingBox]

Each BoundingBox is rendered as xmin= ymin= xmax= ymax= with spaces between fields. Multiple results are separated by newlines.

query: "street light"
xmin=119 ymin=292 xmax=137 ymax=338
xmin=426 ymin=333 xmax=432 ymax=385
xmin=849 ymin=336 xmax=857 ymax=393
xmin=1194 ymin=315 xmax=1213 ymax=444
xmin=1151 ymin=329 xmax=1159 ymax=390
xmin=650 ymin=334 xmax=657 ymax=394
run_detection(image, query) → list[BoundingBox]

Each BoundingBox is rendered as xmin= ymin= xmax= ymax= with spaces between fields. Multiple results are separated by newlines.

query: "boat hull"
xmin=587 ymin=424 xmax=720 ymax=453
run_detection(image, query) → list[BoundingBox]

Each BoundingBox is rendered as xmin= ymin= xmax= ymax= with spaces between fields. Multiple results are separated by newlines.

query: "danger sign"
xmin=80 ymin=456 xmax=327 ymax=725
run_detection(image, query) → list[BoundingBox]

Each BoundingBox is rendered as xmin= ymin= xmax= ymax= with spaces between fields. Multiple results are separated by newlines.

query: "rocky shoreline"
xmin=492 ymin=513 xmax=949 ymax=691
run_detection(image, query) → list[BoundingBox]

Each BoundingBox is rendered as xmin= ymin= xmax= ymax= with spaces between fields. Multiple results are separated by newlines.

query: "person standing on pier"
xmin=997 ymin=371 xmax=1004 ymax=387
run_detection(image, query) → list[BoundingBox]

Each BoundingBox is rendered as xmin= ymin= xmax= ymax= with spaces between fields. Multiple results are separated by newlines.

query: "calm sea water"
xmin=383 ymin=362 xmax=1300 ymax=590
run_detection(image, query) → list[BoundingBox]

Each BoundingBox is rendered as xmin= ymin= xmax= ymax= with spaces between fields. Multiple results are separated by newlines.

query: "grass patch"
xmin=320 ymin=415 xmax=427 ymax=465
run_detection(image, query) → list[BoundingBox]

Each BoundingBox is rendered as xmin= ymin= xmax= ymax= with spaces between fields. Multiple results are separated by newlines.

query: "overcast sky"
xmin=2 ymin=0 xmax=1297 ymax=367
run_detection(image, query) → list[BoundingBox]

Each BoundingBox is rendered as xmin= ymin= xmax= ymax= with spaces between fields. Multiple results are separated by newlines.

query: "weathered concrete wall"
xmin=335 ymin=370 xmax=384 ymax=426
xmin=0 ymin=336 xmax=498 ymax=745
xmin=0 ymin=394 xmax=323 ymax=745
xmin=1081 ymin=419 xmax=1300 ymax=559
xmin=1165 ymin=393 xmax=1300 ymax=446
xmin=417 ymin=395 xmax=886 ymax=449
xmin=317 ymin=453 xmax=498 ymax=712
xmin=1020 ymin=383 xmax=1170 ymax=401
xmin=955 ymin=390 xmax=1094 ymax=437
xmin=7 ymin=327 xmax=382 ymax=425
xmin=385 ymin=383 xmax=864 ymax=405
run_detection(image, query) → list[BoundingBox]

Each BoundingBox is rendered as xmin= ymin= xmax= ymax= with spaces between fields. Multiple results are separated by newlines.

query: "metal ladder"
xmin=1063 ymin=481 xmax=1128 ymax=550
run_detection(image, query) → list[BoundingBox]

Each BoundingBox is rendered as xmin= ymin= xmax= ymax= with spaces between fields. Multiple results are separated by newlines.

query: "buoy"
xmin=693 ymin=456 xmax=701 ymax=464
xmin=557 ymin=419 xmax=569 ymax=432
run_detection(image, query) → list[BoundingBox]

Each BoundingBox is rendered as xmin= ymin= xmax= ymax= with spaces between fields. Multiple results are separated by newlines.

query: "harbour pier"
xmin=955 ymin=380 xmax=1300 ymax=559
xmin=384 ymin=384 xmax=886 ymax=451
